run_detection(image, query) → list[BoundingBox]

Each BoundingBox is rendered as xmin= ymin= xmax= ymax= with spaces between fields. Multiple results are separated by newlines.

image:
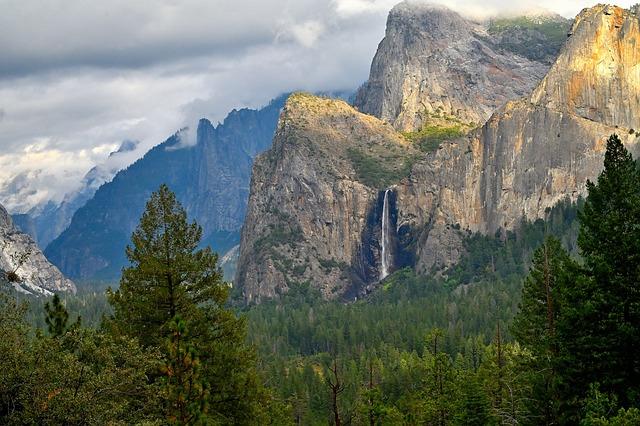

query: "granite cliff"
xmin=0 ymin=203 xmax=75 ymax=295
xmin=354 ymin=2 xmax=570 ymax=131
xmin=399 ymin=4 xmax=640 ymax=273
xmin=237 ymin=4 xmax=640 ymax=303
xmin=236 ymin=94 xmax=419 ymax=303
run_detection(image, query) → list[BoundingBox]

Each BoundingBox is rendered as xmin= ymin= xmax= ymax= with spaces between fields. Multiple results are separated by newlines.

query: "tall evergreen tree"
xmin=512 ymin=237 xmax=572 ymax=424
xmin=108 ymin=184 xmax=228 ymax=347
xmin=564 ymin=134 xmax=640 ymax=407
xmin=108 ymin=184 xmax=267 ymax=423
xmin=161 ymin=316 xmax=209 ymax=425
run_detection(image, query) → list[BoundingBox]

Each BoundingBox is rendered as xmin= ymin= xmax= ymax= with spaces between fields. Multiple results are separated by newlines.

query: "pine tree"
xmin=44 ymin=294 xmax=80 ymax=337
xmin=108 ymin=184 xmax=228 ymax=347
xmin=107 ymin=184 xmax=267 ymax=423
xmin=456 ymin=377 xmax=491 ymax=426
xmin=512 ymin=237 xmax=572 ymax=423
xmin=161 ymin=316 xmax=209 ymax=425
xmin=563 ymin=134 xmax=640 ymax=407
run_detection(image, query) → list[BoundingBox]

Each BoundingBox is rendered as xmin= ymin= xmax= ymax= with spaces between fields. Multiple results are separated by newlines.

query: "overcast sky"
xmin=0 ymin=0 xmax=634 ymax=213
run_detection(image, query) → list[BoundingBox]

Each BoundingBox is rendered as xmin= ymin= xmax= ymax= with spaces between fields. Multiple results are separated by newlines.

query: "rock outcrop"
xmin=237 ymin=4 xmax=640 ymax=303
xmin=0 ymin=203 xmax=75 ymax=294
xmin=353 ymin=2 xmax=569 ymax=131
xmin=236 ymin=93 xmax=419 ymax=303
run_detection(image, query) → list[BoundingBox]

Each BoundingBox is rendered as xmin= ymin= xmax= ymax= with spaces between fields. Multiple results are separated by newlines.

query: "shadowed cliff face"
xmin=354 ymin=2 xmax=569 ymax=132
xmin=237 ymin=5 xmax=640 ymax=303
xmin=0 ymin=203 xmax=75 ymax=294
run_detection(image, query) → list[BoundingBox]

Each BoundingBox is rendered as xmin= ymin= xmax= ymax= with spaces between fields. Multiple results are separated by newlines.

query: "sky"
xmin=0 ymin=0 xmax=635 ymax=213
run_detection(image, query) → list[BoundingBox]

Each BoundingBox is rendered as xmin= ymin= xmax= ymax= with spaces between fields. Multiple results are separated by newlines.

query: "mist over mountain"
xmin=45 ymin=95 xmax=289 ymax=281
xmin=12 ymin=140 xmax=140 ymax=248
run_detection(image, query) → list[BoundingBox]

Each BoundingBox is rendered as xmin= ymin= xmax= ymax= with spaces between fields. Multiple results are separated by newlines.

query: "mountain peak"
xmin=530 ymin=4 xmax=640 ymax=129
xmin=354 ymin=0 xmax=556 ymax=131
xmin=388 ymin=1 xmax=471 ymax=39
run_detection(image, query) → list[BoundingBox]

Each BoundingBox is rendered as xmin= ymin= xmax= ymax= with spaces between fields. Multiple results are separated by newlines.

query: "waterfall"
xmin=380 ymin=189 xmax=392 ymax=280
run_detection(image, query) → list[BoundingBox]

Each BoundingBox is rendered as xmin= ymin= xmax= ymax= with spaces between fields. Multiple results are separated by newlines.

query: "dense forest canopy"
xmin=2 ymin=135 xmax=640 ymax=425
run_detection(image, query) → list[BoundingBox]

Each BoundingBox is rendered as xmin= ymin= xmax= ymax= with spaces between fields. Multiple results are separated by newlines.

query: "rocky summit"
xmin=354 ymin=1 xmax=570 ymax=132
xmin=0 ymin=203 xmax=75 ymax=295
xmin=237 ymin=4 xmax=640 ymax=303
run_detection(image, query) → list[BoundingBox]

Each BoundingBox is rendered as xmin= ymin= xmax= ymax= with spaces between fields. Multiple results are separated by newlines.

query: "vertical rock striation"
xmin=399 ymin=4 xmax=640 ymax=273
xmin=236 ymin=94 xmax=419 ymax=303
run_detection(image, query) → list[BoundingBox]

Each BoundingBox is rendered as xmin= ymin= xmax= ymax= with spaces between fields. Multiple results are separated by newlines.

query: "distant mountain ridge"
xmin=45 ymin=95 xmax=289 ymax=281
xmin=13 ymin=140 xmax=139 ymax=248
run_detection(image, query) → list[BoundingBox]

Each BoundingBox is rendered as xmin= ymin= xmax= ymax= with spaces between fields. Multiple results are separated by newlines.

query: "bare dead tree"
xmin=7 ymin=247 xmax=33 ymax=282
xmin=327 ymin=357 xmax=345 ymax=426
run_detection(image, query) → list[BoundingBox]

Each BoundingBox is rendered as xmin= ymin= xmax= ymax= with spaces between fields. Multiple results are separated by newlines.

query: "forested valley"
xmin=2 ymin=135 xmax=640 ymax=425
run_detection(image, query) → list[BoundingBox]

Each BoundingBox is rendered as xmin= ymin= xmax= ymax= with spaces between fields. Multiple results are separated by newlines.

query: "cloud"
xmin=285 ymin=20 xmax=327 ymax=48
xmin=0 ymin=0 xmax=636 ymax=212
xmin=332 ymin=0 xmax=399 ymax=18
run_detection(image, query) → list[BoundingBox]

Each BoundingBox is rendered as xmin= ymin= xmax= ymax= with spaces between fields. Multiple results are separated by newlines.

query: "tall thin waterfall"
xmin=380 ymin=189 xmax=392 ymax=280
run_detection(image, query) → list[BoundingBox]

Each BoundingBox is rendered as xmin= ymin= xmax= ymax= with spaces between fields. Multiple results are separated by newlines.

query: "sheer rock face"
xmin=236 ymin=94 xmax=418 ymax=303
xmin=353 ymin=2 xmax=560 ymax=131
xmin=399 ymin=102 xmax=639 ymax=273
xmin=399 ymin=4 xmax=640 ymax=272
xmin=0 ymin=204 xmax=75 ymax=294
xmin=237 ymin=5 xmax=640 ymax=303
xmin=531 ymin=4 xmax=640 ymax=129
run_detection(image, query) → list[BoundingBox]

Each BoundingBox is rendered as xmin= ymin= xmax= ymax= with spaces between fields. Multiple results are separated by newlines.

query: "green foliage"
xmin=0 ymin=292 xmax=161 ymax=425
xmin=107 ymin=184 xmax=269 ymax=423
xmin=254 ymin=223 xmax=304 ymax=253
xmin=447 ymin=197 xmax=581 ymax=287
xmin=455 ymin=377 xmax=492 ymax=425
xmin=556 ymin=134 xmax=640 ymax=416
xmin=347 ymin=147 xmax=416 ymax=188
xmin=509 ymin=135 xmax=640 ymax=423
xmin=160 ymin=316 xmax=209 ymax=425
xmin=44 ymin=294 xmax=81 ymax=337
xmin=488 ymin=16 xmax=568 ymax=43
xmin=402 ymin=124 xmax=465 ymax=152
xmin=511 ymin=237 xmax=574 ymax=423
xmin=19 ymin=284 xmax=111 ymax=330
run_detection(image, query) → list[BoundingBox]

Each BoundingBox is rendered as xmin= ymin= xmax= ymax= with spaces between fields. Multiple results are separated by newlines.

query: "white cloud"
xmin=332 ymin=0 xmax=398 ymax=18
xmin=286 ymin=21 xmax=327 ymax=47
